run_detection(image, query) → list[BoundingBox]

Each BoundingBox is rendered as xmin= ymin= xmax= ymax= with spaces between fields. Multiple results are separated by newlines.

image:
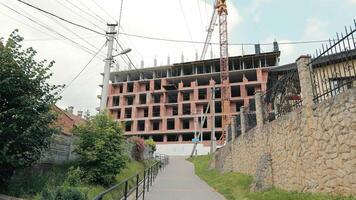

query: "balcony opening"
xmin=117 ymin=109 xmax=121 ymax=119
xmin=172 ymin=105 xmax=178 ymax=116
xmin=182 ymin=133 xmax=194 ymax=141
xmin=235 ymin=101 xmax=244 ymax=112
xmin=152 ymin=120 xmax=160 ymax=131
xmin=153 ymin=94 xmax=161 ymax=103
xmin=112 ymin=96 xmax=120 ymax=106
xmin=183 ymin=81 xmax=191 ymax=87
xmin=139 ymin=94 xmax=146 ymax=104
xmin=202 ymin=104 xmax=210 ymax=114
xmin=197 ymin=79 xmax=210 ymax=86
xmin=137 ymin=120 xmax=145 ymax=131
xmin=215 ymin=116 xmax=222 ymax=128
xmin=249 ymin=99 xmax=256 ymax=111
xmin=182 ymin=92 xmax=190 ymax=101
xmin=183 ymin=104 xmax=191 ymax=115
xmin=197 ymin=64 xmax=204 ymax=74
xmin=215 ymin=101 xmax=222 ymax=113
xmin=154 ymin=80 xmax=161 ymax=90
xmin=182 ymin=119 xmax=190 ymax=129
xmin=125 ymin=108 xmax=132 ymax=118
xmin=152 ymin=135 xmax=164 ymax=142
xmin=167 ymin=119 xmax=175 ymax=130
xmin=126 ymin=96 xmax=134 ymax=105
xmin=183 ymin=66 xmax=193 ymax=75
xmin=144 ymin=108 xmax=148 ymax=117
xmin=246 ymin=86 xmax=255 ymax=96
xmin=199 ymin=117 xmax=207 ymax=128
xmin=118 ymin=85 xmax=123 ymax=93
xmin=231 ymin=86 xmax=241 ymax=97
xmin=145 ymin=82 xmax=150 ymax=91
xmin=127 ymin=82 xmax=134 ymax=92
xmin=167 ymin=134 xmax=178 ymax=142
xmin=203 ymin=133 xmax=211 ymax=141
xmin=214 ymin=61 xmax=220 ymax=72
xmin=215 ymin=88 xmax=221 ymax=99
xmin=198 ymin=88 xmax=207 ymax=100
xmin=167 ymin=92 xmax=178 ymax=103
xmin=245 ymin=72 xmax=258 ymax=81
xmin=125 ymin=121 xmax=132 ymax=132
xmin=153 ymin=106 xmax=160 ymax=117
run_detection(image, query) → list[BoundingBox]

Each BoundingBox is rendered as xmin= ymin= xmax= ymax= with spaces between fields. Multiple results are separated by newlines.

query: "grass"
xmin=187 ymin=155 xmax=356 ymax=200
xmin=2 ymin=159 xmax=155 ymax=200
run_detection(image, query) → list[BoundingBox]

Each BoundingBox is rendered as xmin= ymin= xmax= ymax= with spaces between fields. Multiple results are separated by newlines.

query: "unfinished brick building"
xmin=104 ymin=47 xmax=280 ymax=153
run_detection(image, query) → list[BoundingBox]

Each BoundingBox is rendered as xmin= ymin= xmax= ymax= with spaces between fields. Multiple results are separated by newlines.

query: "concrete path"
xmin=145 ymin=156 xmax=225 ymax=200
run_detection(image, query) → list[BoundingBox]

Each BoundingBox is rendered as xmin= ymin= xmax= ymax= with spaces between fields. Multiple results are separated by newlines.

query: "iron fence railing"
xmin=262 ymin=69 xmax=302 ymax=122
xmin=93 ymin=154 xmax=169 ymax=200
xmin=310 ymin=20 xmax=356 ymax=103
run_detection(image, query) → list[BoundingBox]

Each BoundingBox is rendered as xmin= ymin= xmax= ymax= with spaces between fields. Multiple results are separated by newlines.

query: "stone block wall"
xmin=213 ymin=88 xmax=356 ymax=196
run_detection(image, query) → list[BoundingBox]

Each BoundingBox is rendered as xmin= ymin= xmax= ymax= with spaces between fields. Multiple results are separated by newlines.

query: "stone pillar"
xmin=255 ymin=91 xmax=264 ymax=128
xmin=296 ymin=55 xmax=313 ymax=118
xmin=231 ymin=116 xmax=237 ymax=143
xmin=240 ymin=106 xmax=246 ymax=137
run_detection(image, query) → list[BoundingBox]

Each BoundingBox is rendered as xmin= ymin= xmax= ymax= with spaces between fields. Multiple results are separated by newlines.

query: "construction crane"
xmin=190 ymin=0 xmax=230 ymax=156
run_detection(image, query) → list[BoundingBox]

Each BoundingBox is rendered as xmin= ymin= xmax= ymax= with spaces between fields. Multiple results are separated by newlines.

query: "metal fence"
xmin=94 ymin=154 xmax=169 ymax=200
xmin=262 ymin=69 xmax=302 ymax=122
xmin=310 ymin=20 xmax=356 ymax=103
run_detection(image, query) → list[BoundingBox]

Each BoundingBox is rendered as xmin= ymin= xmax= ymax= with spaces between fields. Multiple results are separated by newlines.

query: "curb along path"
xmin=145 ymin=156 xmax=225 ymax=200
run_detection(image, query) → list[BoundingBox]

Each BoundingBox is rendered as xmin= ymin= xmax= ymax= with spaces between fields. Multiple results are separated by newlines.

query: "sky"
xmin=0 ymin=0 xmax=355 ymax=114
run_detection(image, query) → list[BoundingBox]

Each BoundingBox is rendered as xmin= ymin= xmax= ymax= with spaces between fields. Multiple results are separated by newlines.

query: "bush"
xmin=145 ymin=138 xmax=156 ymax=152
xmin=66 ymin=167 xmax=84 ymax=186
xmin=129 ymin=137 xmax=145 ymax=161
xmin=41 ymin=187 xmax=86 ymax=200
xmin=73 ymin=112 xmax=127 ymax=186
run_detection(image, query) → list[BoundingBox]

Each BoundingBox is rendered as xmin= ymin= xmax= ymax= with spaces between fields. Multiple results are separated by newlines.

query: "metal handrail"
xmin=93 ymin=154 xmax=169 ymax=200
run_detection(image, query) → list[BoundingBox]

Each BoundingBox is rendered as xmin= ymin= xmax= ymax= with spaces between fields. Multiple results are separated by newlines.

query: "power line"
xmin=91 ymin=0 xmax=117 ymax=22
xmin=1 ymin=2 xmax=105 ymax=58
xmin=178 ymin=0 xmax=194 ymax=41
xmin=64 ymin=0 xmax=105 ymax=25
xmin=76 ymin=0 xmax=107 ymax=23
xmin=53 ymin=0 xmax=105 ymax=31
xmin=60 ymin=41 xmax=106 ymax=94
xmin=16 ymin=0 xmax=106 ymax=36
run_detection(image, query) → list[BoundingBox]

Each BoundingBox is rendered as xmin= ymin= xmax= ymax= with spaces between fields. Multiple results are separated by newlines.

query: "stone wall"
xmin=213 ymin=88 xmax=356 ymax=196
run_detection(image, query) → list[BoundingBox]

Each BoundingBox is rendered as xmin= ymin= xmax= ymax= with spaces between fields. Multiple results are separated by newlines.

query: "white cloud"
xmin=303 ymin=17 xmax=329 ymax=40
xmin=245 ymin=0 xmax=271 ymax=23
xmin=0 ymin=0 xmax=241 ymax=114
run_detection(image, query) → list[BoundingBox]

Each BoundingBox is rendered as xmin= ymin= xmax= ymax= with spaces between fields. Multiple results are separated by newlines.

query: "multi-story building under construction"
xmin=104 ymin=45 xmax=280 ymax=155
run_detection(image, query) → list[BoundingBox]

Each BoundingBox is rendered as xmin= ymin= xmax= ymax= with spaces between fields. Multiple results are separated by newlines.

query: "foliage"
xmin=188 ymin=156 xmax=356 ymax=200
xmin=73 ymin=112 xmax=127 ymax=186
xmin=40 ymin=187 xmax=86 ymax=200
xmin=128 ymin=136 xmax=145 ymax=161
xmin=145 ymin=138 xmax=156 ymax=152
xmin=66 ymin=167 xmax=84 ymax=186
xmin=0 ymin=30 xmax=62 ymax=187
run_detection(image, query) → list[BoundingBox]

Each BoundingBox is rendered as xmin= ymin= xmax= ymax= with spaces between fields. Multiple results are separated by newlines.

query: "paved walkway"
xmin=145 ymin=156 xmax=225 ymax=200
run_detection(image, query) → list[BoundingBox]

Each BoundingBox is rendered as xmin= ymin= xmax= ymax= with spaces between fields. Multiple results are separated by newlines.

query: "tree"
xmin=73 ymin=112 xmax=127 ymax=186
xmin=0 ymin=31 xmax=62 ymax=186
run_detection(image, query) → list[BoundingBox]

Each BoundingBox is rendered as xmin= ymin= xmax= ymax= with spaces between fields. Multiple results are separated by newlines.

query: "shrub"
xmin=129 ymin=137 xmax=145 ymax=161
xmin=40 ymin=187 xmax=86 ymax=200
xmin=73 ymin=112 xmax=127 ymax=186
xmin=145 ymin=138 xmax=156 ymax=152
xmin=66 ymin=167 xmax=84 ymax=186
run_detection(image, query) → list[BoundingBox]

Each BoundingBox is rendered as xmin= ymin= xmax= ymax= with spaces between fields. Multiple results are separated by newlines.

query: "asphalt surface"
xmin=145 ymin=156 xmax=225 ymax=200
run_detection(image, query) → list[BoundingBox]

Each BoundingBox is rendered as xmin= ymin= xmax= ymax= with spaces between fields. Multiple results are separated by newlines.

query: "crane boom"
xmin=200 ymin=3 xmax=218 ymax=60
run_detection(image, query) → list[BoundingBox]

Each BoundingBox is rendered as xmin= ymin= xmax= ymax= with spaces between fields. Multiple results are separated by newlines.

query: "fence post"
xmin=143 ymin=169 xmax=146 ymax=199
xmin=240 ymin=106 xmax=246 ymax=137
xmin=147 ymin=168 xmax=150 ymax=192
xmin=124 ymin=181 xmax=128 ymax=200
xmin=255 ymin=90 xmax=264 ymax=128
xmin=296 ymin=55 xmax=313 ymax=118
xmin=136 ymin=174 xmax=139 ymax=199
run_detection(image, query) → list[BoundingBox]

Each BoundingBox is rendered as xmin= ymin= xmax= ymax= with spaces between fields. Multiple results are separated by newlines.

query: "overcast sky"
xmin=0 ymin=0 xmax=355 ymax=114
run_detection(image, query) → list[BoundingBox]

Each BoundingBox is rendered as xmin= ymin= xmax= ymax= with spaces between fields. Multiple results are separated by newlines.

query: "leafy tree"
xmin=73 ymin=112 xmax=127 ymax=186
xmin=145 ymin=138 xmax=156 ymax=152
xmin=129 ymin=136 xmax=145 ymax=161
xmin=0 ymin=31 xmax=62 ymax=187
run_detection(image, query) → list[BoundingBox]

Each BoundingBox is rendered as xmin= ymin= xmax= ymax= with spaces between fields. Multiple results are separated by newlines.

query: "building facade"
xmin=104 ymin=49 xmax=280 ymax=153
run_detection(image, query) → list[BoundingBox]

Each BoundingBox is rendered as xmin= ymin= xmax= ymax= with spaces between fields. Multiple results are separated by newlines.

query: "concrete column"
xmin=255 ymin=91 xmax=264 ymax=128
xmin=163 ymin=135 xmax=168 ymax=143
xmin=296 ymin=55 xmax=313 ymax=117
xmin=178 ymin=134 xmax=183 ymax=143
xmin=240 ymin=106 xmax=246 ymax=137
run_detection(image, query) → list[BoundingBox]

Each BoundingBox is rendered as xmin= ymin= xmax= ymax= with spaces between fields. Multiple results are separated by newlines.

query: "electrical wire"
xmin=1 ymin=2 xmax=105 ymax=58
xmin=64 ymin=0 xmax=105 ymax=25
xmin=60 ymin=41 xmax=106 ymax=94
xmin=91 ymin=0 xmax=117 ymax=22
xmin=76 ymin=0 xmax=107 ymax=23
xmin=16 ymin=0 xmax=106 ymax=36
xmin=53 ymin=0 xmax=106 ymax=31
xmin=178 ymin=0 xmax=193 ymax=41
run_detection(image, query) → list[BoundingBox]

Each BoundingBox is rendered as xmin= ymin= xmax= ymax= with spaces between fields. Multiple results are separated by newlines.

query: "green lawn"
xmin=2 ymin=159 xmax=154 ymax=200
xmin=187 ymin=155 xmax=355 ymax=200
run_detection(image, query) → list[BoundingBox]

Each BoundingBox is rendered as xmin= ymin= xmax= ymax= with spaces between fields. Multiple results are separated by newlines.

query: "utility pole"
xmin=210 ymin=86 xmax=216 ymax=154
xmin=100 ymin=23 xmax=118 ymax=111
